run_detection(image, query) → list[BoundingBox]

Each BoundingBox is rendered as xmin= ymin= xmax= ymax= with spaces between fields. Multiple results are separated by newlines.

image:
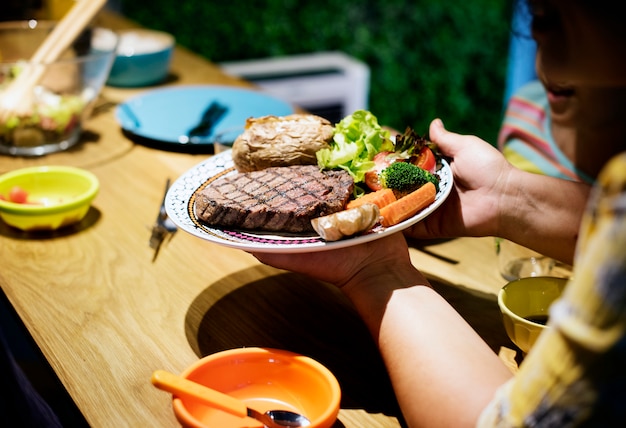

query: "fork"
xmin=150 ymin=178 xmax=178 ymax=262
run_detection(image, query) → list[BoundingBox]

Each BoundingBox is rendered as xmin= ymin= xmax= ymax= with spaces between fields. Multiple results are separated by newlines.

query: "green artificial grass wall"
xmin=122 ymin=0 xmax=512 ymax=144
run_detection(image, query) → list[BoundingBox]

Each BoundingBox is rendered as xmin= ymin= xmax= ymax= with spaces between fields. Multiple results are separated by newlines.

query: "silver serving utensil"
xmin=152 ymin=370 xmax=311 ymax=427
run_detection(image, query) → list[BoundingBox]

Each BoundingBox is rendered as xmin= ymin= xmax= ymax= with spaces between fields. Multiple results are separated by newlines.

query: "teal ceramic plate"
xmin=114 ymin=85 xmax=294 ymax=152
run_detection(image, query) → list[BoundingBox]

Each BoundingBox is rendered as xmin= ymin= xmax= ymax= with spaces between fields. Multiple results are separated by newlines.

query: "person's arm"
xmin=406 ymin=119 xmax=590 ymax=265
xmin=496 ymin=166 xmax=589 ymax=264
xmin=252 ymin=233 xmax=513 ymax=427
xmin=343 ymin=266 xmax=513 ymax=427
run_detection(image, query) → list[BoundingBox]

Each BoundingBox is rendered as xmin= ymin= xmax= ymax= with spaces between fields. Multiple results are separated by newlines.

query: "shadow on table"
xmin=0 ymin=206 xmax=101 ymax=240
xmin=184 ymin=265 xmax=515 ymax=426
xmin=427 ymin=278 xmax=516 ymax=354
xmin=408 ymin=238 xmax=515 ymax=353
xmin=184 ymin=266 xmax=405 ymax=426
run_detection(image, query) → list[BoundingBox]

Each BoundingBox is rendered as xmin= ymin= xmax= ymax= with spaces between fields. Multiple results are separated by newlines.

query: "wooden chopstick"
xmin=32 ymin=0 xmax=108 ymax=64
xmin=0 ymin=0 xmax=107 ymax=120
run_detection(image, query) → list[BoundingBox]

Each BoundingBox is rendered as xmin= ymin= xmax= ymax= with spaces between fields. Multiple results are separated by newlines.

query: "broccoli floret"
xmin=380 ymin=161 xmax=439 ymax=193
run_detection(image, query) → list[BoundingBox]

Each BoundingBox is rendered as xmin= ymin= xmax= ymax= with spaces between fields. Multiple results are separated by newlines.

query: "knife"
xmin=179 ymin=101 xmax=229 ymax=143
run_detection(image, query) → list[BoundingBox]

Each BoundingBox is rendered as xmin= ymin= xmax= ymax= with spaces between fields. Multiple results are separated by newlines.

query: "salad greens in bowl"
xmin=0 ymin=21 xmax=119 ymax=156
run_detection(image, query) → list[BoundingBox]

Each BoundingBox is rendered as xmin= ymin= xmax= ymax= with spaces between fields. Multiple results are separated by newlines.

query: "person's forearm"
xmin=498 ymin=169 xmax=591 ymax=265
xmin=342 ymin=269 xmax=513 ymax=427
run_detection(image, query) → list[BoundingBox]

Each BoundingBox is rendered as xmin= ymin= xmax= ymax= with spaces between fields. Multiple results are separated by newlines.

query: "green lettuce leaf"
xmin=316 ymin=110 xmax=393 ymax=183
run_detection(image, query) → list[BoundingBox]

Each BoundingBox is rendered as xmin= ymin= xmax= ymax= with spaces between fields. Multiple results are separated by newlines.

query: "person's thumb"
xmin=429 ymin=118 xmax=446 ymax=140
xmin=429 ymin=118 xmax=460 ymax=157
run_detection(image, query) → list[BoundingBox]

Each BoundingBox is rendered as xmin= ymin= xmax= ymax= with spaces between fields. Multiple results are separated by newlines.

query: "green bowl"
xmin=0 ymin=166 xmax=99 ymax=230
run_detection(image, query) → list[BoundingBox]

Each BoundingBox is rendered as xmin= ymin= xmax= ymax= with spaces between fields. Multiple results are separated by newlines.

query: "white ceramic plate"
xmin=165 ymin=150 xmax=453 ymax=253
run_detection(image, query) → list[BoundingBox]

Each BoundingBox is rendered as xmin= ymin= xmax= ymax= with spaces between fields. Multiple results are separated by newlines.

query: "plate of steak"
xmin=165 ymin=150 xmax=453 ymax=253
xmin=194 ymin=165 xmax=354 ymax=233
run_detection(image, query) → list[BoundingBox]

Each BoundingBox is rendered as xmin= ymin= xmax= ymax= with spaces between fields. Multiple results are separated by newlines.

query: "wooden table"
xmin=0 ymin=11 xmax=515 ymax=428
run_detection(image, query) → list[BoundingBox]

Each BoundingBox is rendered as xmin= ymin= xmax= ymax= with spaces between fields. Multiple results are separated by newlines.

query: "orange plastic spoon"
xmin=151 ymin=370 xmax=310 ymax=427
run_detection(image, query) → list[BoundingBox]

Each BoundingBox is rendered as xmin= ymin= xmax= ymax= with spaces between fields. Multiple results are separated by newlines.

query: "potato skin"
xmin=231 ymin=114 xmax=334 ymax=172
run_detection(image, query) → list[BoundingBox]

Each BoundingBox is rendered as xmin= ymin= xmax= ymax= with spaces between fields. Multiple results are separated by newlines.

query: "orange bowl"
xmin=172 ymin=348 xmax=341 ymax=428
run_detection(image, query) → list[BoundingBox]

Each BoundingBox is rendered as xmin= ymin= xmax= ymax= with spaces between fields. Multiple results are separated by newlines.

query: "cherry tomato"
xmin=9 ymin=186 xmax=29 ymax=204
xmin=412 ymin=147 xmax=436 ymax=173
xmin=364 ymin=151 xmax=393 ymax=191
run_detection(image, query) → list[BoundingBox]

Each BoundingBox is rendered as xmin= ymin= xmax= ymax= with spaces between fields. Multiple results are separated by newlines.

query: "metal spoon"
xmin=151 ymin=370 xmax=311 ymax=428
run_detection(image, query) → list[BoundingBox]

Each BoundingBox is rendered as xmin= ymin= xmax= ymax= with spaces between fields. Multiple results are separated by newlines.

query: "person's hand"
xmin=251 ymin=232 xmax=418 ymax=289
xmin=405 ymin=118 xmax=512 ymax=240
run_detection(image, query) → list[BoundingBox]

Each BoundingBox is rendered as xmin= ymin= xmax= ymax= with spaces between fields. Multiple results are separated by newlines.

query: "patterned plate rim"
xmin=165 ymin=150 xmax=453 ymax=253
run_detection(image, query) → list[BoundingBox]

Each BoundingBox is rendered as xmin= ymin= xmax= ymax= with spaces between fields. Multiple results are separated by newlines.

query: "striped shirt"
xmin=498 ymin=80 xmax=595 ymax=184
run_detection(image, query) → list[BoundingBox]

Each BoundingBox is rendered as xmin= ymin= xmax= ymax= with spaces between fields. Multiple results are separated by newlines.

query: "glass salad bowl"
xmin=0 ymin=20 xmax=118 ymax=156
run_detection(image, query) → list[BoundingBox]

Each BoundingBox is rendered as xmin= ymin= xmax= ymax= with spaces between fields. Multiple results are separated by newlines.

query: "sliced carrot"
xmin=346 ymin=188 xmax=397 ymax=210
xmin=379 ymin=182 xmax=436 ymax=227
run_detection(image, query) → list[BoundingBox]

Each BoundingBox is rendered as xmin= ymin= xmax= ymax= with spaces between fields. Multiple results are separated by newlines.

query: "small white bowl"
xmin=107 ymin=29 xmax=174 ymax=87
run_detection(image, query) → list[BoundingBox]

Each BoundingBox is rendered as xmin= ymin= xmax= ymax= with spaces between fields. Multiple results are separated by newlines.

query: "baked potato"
xmin=231 ymin=114 xmax=334 ymax=172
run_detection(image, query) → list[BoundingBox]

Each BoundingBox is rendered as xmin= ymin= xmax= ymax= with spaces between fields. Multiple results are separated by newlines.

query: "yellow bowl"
xmin=0 ymin=166 xmax=99 ymax=231
xmin=171 ymin=348 xmax=341 ymax=428
xmin=497 ymin=276 xmax=568 ymax=354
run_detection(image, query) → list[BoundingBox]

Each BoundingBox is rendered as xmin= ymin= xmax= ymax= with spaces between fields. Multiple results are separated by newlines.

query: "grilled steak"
xmin=195 ymin=165 xmax=354 ymax=233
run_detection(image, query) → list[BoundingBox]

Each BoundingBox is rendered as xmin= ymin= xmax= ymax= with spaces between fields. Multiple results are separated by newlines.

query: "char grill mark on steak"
xmin=195 ymin=165 xmax=354 ymax=233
